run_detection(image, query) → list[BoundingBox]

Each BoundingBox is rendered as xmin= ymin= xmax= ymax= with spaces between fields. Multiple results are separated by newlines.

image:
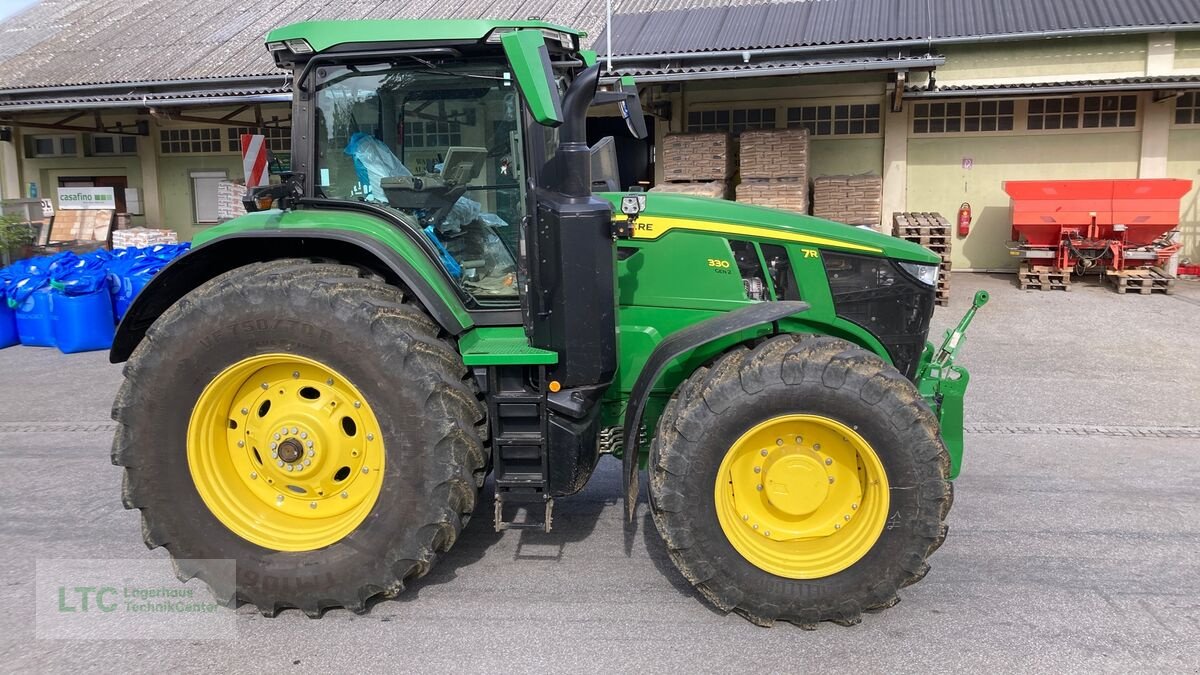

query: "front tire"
xmin=648 ymin=335 xmax=951 ymax=627
xmin=112 ymin=260 xmax=486 ymax=616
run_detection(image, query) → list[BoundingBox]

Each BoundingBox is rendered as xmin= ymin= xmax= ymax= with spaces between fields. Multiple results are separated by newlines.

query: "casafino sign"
xmin=57 ymin=187 xmax=116 ymax=210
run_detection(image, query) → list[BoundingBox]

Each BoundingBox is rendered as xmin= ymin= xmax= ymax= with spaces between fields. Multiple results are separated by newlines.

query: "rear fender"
xmin=109 ymin=229 xmax=472 ymax=363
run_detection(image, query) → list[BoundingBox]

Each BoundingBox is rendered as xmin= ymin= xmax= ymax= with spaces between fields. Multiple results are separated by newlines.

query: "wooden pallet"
xmin=1018 ymin=265 xmax=1071 ymax=291
xmin=893 ymin=211 xmax=951 ymax=236
xmin=1106 ymin=267 xmax=1175 ymax=295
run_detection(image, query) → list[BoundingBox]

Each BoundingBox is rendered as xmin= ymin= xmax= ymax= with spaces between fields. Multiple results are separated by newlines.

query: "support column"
xmin=1139 ymin=94 xmax=1171 ymax=178
xmin=138 ymin=119 xmax=163 ymax=226
xmin=880 ymin=93 xmax=908 ymax=233
xmin=0 ymin=130 xmax=20 ymax=200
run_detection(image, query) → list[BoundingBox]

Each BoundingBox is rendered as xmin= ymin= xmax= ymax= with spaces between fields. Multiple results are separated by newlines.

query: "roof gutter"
xmin=906 ymin=80 xmax=1200 ymax=98
xmin=0 ymin=92 xmax=292 ymax=115
xmin=600 ymin=55 xmax=944 ymax=85
xmin=603 ymin=23 xmax=1200 ymax=64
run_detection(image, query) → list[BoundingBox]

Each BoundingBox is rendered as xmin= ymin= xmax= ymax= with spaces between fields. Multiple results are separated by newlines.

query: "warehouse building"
xmin=0 ymin=0 xmax=1197 ymax=269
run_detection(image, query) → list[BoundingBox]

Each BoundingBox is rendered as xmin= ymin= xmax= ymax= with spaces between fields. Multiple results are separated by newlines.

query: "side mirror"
xmin=500 ymin=30 xmax=563 ymax=127
xmin=594 ymin=76 xmax=647 ymax=140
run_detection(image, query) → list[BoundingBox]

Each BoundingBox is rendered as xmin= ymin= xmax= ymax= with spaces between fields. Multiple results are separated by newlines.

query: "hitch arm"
xmin=932 ymin=290 xmax=989 ymax=369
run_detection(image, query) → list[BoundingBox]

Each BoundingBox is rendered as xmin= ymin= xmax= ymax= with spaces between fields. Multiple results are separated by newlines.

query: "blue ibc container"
xmin=52 ymin=289 xmax=115 ymax=353
xmin=115 ymin=273 xmax=153 ymax=321
xmin=14 ymin=287 xmax=56 ymax=347
xmin=0 ymin=302 xmax=17 ymax=348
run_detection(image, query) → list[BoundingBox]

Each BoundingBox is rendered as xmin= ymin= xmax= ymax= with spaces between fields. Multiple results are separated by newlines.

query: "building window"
xmin=913 ymin=100 xmax=1015 ymax=134
xmin=686 ymin=108 xmax=776 ymax=134
xmin=90 ymin=134 xmax=138 ymax=156
xmin=190 ymin=170 xmax=227 ymax=224
xmin=26 ymin=135 xmax=77 ymax=158
xmin=786 ymin=104 xmax=881 ymax=136
xmin=404 ymin=119 xmax=464 ymax=148
xmin=226 ymin=126 xmax=291 ymax=153
xmin=1029 ymin=95 xmax=1137 ymax=130
xmin=1174 ymin=92 xmax=1199 ymax=125
xmin=160 ymin=128 xmax=223 ymax=154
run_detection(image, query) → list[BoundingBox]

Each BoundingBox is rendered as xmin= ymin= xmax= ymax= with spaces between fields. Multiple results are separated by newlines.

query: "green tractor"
xmin=110 ymin=19 xmax=986 ymax=626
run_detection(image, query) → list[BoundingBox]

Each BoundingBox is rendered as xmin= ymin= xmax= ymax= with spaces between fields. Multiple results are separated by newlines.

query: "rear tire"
xmin=112 ymin=260 xmax=486 ymax=616
xmin=648 ymin=335 xmax=951 ymax=627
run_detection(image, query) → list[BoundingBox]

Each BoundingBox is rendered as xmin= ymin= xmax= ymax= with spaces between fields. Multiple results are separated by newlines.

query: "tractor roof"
xmin=267 ymin=19 xmax=584 ymax=54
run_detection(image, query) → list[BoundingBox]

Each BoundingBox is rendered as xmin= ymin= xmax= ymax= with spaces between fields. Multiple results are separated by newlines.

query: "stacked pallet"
xmin=893 ymin=212 xmax=953 ymax=305
xmin=651 ymin=132 xmax=732 ymax=199
xmin=735 ymin=129 xmax=810 ymax=213
xmin=1106 ymin=267 xmax=1176 ymax=295
xmin=1017 ymin=264 xmax=1071 ymax=292
xmin=813 ymin=174 xmax=883 ymax=230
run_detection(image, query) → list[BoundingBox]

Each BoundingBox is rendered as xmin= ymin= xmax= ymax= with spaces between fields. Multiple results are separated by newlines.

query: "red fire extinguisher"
xmin=957 ymin=202 xmax=972 ymax=237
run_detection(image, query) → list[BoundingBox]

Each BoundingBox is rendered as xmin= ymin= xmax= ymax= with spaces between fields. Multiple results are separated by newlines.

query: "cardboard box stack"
xmin=812 ymin=174 xmax=884 ymax=229
xmin=650 ymin=132 xmax=732 ymax=199
xmin=217 ymin=181 xmax=248 ymax=221
xmin=735 ymin=128 xmax=811 ymax=213
xmin=893 ymin=212 xmax=952 ymax=306
xmin=112 ymin=227 xmax=178 ymax=249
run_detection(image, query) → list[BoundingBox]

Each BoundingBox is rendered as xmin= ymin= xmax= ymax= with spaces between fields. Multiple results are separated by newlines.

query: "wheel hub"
xmin=714 ymin=414 xmax=889 ymax=579
xmin=187 ymin=354 xmax=385 ymax=552
xmin=277 ymin=437 xmax=305 ymax=464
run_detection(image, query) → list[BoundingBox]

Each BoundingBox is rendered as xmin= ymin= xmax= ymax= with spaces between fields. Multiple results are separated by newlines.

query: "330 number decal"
xmin=707 ymin=258 xmax=731 ymax=269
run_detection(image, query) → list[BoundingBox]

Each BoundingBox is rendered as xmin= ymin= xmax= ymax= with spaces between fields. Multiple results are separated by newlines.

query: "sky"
xmin=0 ymin=0 xmax=37 ymax=21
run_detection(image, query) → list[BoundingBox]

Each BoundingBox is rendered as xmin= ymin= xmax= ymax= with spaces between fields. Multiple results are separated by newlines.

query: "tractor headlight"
xmin=897 ymin=261 xmax=938 ymax=287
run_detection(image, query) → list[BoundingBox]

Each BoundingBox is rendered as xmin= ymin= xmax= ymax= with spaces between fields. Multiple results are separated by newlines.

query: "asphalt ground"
xmin=1 ymin=272 xmax=1198 ymax=673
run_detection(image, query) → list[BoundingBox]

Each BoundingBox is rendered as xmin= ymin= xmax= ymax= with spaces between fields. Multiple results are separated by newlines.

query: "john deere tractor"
xmin=110 ymin=19 xmax=986 ymax=626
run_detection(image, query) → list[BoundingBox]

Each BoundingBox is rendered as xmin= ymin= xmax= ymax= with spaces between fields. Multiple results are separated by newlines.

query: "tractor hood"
xmin=599 ymin=192 xmax=941 ymax=264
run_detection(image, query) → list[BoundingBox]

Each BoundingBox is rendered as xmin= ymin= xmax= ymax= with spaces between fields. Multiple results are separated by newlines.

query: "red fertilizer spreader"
xmin=1004 ymin=178 xmax=1192 ymax=273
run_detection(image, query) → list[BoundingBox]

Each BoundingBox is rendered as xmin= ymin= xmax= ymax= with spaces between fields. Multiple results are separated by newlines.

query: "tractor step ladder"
xmin=482 ymin=366 xmax=554 ymax=532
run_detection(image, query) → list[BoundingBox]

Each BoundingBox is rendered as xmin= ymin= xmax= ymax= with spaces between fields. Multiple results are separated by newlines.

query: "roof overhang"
xmin=905 ymin=76 xmax=1200 ymax=99
xmin=600 ymin=46 xmax=942 ymax=84
xmin=0 ymin=75 xmax=290 ymax=115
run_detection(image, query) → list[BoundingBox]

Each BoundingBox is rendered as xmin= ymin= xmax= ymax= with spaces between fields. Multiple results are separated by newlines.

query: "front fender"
xmin=621 ymin=300 xmax=810 ymax=520
xmin=110 ymin=212 xmax=473 ymax=363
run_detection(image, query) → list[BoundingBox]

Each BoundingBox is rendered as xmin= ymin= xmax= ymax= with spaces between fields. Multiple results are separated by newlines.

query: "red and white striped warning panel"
xmin=241 ymin=134 xmax=269 ymax=188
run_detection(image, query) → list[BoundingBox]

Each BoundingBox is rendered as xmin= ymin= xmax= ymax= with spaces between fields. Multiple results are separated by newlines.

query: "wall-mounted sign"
xmin=961 ymin=157 xmax=974 ymax=170
xmin=57 ymin=187 xmax=116 ymax=210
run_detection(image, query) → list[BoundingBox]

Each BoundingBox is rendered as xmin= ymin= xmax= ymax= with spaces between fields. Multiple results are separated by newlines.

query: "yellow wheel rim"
xmin=714 ymin=414 xmax=889 ymax=579
xmin=187 ymin=354 xmax=385 ymax=552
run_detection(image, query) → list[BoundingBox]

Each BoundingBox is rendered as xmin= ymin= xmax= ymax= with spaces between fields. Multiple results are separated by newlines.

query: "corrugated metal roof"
xmin=0 ymin=0 xmax=610 ymax=89
xmin=905 ymin=74 xmax=1200 ymax=97
xmin=597 ymin=0 xmax=1200 ymax=57
xmin=611 ymin=53 xmax=942 ymax=82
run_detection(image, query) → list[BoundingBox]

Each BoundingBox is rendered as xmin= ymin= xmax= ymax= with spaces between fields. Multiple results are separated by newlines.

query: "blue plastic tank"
xmin=15 ymin=287 xmax=56 ymax=347
xmin=52 ymin=289 xmax=116 ymax=353
xmin=0 ymin=302 xmax=17 ymax=348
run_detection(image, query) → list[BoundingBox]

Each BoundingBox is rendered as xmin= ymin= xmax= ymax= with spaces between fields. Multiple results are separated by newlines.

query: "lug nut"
xmin=240 ymin=408 xmax=248 ymax=415
xmin=276 ymin=460 xmax=284 ymax=467
xmin=742 ymin=514 xmax=749 ymax=521
xmin=274 ymin=433 xmax=281 ymax=441
xmin=270 ymin=442 xmax=278 ymax=450
xmin=237 ymin=440 xmax=245 ymax=448
xmin=844 ymin=514 xmax=851 ymax=521
xmin=340 ymin=491 xmax=348 ymax=499
xmin=326 ymin=378 xmax=334 ymax=386
xmin=300 ymin=432 xmax=307 ymax=440
xmin=261 ymin=383 xmax=269 ymax=390
xmin=250 ymin=472 xmax=257 ymax=480
xmin=366 ymin=434 xmax=374 ymax=442
xmin=754 ymin=466 xmax=761 ymax=473
xmin=307 ymin=450 xmax=314 ymax=458
xmin=776 ymin=438 xmax=783 ymax=446
xmin=307 ymin=441 xmax=314 ymax=448
xmin=835 ymin=523 xmax=841 ymax=530
xmin=309 ymin=501 xmax=317 ymax=509
xmin=825 ymin=458 xmax=833 ymax=466
xmin=752 ymin=524 xmax=758 ymax=530
xmin=764 ymin=530 xmax=771 ymax=536
xmin=353 ymin=401 xmax=361 ymax=409
xmin=361 ymin=467 xmax=369 ymax=474
xmin=280 ymin=427 xmax=287 ymax=435
xmin=303 ymin=459 xmax=311 ymax=466
xmin=756 ymin=484 xmax=763 ymax=491
xmin=795 ymin=436 xmax=803 ymax=444
xmin=852 ymin=503 xmax=858 ymax=510
xmin=286 ymin=464 xmax=294 ymax=472
xmin=292 ymin=371 xmax=300 ymax=379
xmin=760 ymin=449 xmax=768 ymax=457
xmin=290 ymin=427 xmax=298 ymax=435
xmin=813 ymin=443 xmax=821 ymax=451
xmin=828 ymin=476 xmax=835 ymax=484
xmin=276 ymin=495 xmax=284 ymax=504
